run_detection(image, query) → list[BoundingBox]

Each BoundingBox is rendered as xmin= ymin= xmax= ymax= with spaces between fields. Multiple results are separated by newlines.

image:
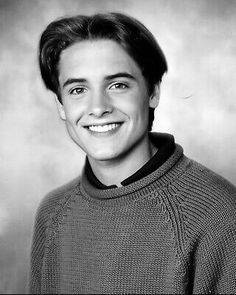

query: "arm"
xmin=28 ymin=178 xmax=79 ymax=293
xmin=193 ymin=214 xmax=236 ymax=293
xmin=29 ymin=200 xmax=49 ymax=294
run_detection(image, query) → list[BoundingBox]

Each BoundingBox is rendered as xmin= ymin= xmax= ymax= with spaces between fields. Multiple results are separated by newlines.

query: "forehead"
xmin=58 ymin=39 xmax=142 ymax=81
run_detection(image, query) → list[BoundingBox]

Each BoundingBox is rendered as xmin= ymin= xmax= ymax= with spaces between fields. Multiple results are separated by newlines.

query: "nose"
xmin=87 ymin=90 xmax=113 ymax=117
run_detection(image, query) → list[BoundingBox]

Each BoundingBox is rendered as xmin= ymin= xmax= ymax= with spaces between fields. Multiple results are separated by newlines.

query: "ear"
xmin=149 ymin=84 xmax=160 ymax=108
xmin=55 ymin=96 xmax=66 ymax=120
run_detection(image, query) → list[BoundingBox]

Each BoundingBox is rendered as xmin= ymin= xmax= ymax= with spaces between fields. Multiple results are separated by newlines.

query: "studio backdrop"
xmin=0 ymin=0 xmax=235 ymax=293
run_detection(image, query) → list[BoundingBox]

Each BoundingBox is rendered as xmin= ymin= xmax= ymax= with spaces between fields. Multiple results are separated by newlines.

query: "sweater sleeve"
xmin=29 ymin=177 xmax=80 ymax=294
xmin=189 ymin=185 xmax=236 ymax=295
xmin=175 ymin=163 xmax=236 ymax=294
xmin=29 ymin=191 xmax=61 ymax=294
xmin=193 ymin=218 xmax=236 ymax=293
xmin=29 ymin=203 xmax=46 ymax=293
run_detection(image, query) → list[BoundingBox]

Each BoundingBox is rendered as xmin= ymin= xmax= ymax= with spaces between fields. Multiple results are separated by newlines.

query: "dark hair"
xmin=39 ymin=12 xmax=168 ymax=130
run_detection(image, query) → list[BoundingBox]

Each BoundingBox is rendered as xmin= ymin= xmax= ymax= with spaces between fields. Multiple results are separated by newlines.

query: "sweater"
xmin=29 ymin=140 xmax=236 ymax=294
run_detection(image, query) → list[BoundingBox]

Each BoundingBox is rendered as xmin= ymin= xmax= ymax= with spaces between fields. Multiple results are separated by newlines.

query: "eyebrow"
xmin=62 ymin=72 xmax=136 ymax=89
xmin=105 ymin=72 xmax=136 ymax=81
xmin=63 ymin=78 xmax=86 ymax=89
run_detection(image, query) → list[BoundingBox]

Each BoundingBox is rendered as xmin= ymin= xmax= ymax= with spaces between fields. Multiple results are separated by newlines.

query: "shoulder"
xmin=176 ymin=160 xmax=236 ymax=293
xmin=30 ymin=176 xmax=81 ymax=292
xmin=182 ymin=159 xmax=236 ymax=207
xmin=168 ymin=156 xmax=236 ymax=214
xmin=165 ymin=158 xmax=236 ymax=264
xmin=34 ymin=176 xmax=81 ymax=230
xmin=175 ymin=158 xmax=236 ymax=239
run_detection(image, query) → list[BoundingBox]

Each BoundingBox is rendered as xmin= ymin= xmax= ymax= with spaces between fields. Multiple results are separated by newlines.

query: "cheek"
xmin=117 ymin=89 xmax=148 ymax=112
xmin=63 ymin=103 xmax=84 ymax=123
xmin=131 ymin=95 xmax=150 ymax=128
xmin=127 ymin=93 xmax=150 ymax=117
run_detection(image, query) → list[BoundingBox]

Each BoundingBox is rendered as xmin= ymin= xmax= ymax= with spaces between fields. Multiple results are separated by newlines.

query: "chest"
xmin=41 ymin=199 xmax=184 ymax=293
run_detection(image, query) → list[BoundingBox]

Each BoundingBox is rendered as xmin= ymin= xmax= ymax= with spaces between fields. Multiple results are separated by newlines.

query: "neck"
xmin=88 ymin=136 xmax=157 ymax=187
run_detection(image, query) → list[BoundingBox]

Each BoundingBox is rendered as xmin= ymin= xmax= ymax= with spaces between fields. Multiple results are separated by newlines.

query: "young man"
xmin=30 ymin=12 xmax=236 ymax=294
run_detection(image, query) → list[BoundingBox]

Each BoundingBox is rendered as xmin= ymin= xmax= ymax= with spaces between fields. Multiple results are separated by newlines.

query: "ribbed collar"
xmin=80 ymin=134 xmax=188 ymax=206
xmin=85 ymin=132 xmax=176 ymax=189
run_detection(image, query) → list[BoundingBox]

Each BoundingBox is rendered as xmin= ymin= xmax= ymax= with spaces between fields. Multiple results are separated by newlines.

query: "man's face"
xmin=57 ymin=39 xmax=159 ymax=163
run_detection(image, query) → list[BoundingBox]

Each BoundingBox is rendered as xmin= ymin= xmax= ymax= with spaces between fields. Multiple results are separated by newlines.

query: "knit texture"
xmin=29 ymin=144 xmax=236 ymax=294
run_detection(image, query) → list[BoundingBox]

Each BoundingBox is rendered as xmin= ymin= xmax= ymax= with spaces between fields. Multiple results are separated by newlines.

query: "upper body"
xmin=30 ymin=133 xmax=236 ymax=294
xmin=30 ymin=12 xmax=236 ymax=294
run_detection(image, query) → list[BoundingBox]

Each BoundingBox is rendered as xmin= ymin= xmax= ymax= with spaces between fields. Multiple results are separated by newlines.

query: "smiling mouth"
xmin=87 ymin=123 xmax=122 ymax=133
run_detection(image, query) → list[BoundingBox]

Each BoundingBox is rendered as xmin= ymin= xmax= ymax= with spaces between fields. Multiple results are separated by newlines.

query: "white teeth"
xmin=88 ymin=123 xmax=120 ymax=133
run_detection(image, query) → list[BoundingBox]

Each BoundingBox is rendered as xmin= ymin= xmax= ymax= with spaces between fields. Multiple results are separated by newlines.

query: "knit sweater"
xmin=29 ymin=143 xmax=236 ymax=294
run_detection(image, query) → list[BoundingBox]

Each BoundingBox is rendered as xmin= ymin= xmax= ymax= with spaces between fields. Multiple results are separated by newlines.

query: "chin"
xmin=88 ymin=150 xmax=120 ymax=162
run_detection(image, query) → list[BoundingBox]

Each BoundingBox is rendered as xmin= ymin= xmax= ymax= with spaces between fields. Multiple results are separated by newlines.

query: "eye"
xmin=109 ymin=83 xmax=128 ymax=90
xmin=70 ymin=87 xmax=87 ymax=95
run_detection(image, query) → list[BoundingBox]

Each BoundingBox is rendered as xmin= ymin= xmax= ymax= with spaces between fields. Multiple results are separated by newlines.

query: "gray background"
xmin=0 ymin=0 xmax=236 ymax=293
